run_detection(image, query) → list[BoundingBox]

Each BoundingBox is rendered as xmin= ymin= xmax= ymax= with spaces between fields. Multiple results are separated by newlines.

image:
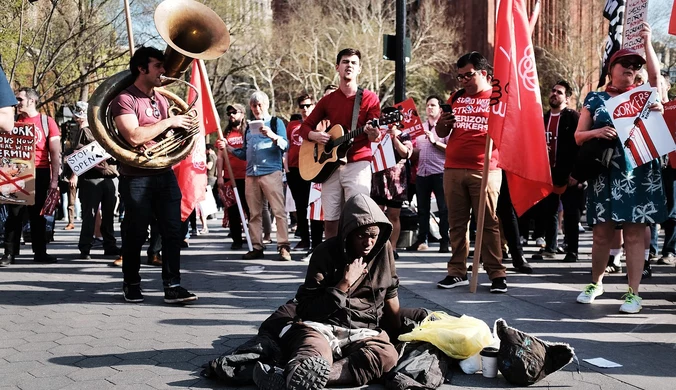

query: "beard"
xmin=549 ymin=99 xmax=562 ymax=109
xmin=229 ymin=118 xmax=242 ymax=127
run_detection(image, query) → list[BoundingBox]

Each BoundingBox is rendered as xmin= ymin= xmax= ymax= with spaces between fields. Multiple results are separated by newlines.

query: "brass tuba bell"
xmin=87 ymin=0 xmax=229 ymax=170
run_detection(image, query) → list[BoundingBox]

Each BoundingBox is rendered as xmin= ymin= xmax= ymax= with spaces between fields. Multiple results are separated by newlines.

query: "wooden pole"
xmin=469 ymin=137 xmax=494 ymax=293
xmin=123 ymin=0 xmax=135 ymax=56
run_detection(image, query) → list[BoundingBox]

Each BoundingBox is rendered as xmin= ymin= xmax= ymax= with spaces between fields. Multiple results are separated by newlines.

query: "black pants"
xmin=287 ymin=168 xmax=324 ymax=247
xmin=4 ymin=168 xmax=50 ymax=257
xmin=496 ymin=171 xmax=524 ymax=258
xmin=535 ymin=186 xmax=584 ymax=254
xmin=119 ymin=171 xmax=182 ymax=287
xmin=227 ymin=179 xmax=248 ymax=245
xmin=77 ymin=177 xmax=118 ymax=254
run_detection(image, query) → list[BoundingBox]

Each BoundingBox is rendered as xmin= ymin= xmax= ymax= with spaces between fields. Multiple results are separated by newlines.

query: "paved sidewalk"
xmin=0 ymin=218 xmax=674 ymax=389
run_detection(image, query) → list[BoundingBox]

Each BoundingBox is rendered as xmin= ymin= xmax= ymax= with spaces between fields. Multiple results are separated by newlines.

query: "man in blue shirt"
xmin=228 ymin=91 xmax=291 ymax=260
xmin=0 ymin=66 xmax=17 ymax=132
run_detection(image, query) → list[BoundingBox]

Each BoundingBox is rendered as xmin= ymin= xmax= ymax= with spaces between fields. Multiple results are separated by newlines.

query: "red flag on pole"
xmin=489 ymin=0 xmax=552 ymax=216
xmin=173 ymin=59 xmax=220 ymax=221
xmin=670 ymin=2 xmax=676 ymax=36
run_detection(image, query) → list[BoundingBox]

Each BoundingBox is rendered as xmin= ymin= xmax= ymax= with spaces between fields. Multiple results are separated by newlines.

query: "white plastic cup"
xmin=480 ymin=347 xmax=499 ymax=378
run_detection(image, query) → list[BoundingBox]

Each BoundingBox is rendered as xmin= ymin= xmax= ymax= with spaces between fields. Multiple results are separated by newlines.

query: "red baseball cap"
xmin=608 ymin=48 xmax=646 ymax=69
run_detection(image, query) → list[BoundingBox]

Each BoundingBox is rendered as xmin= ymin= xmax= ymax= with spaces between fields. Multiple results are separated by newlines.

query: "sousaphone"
xmin=88 ymin=0 xmax=230 ymax=169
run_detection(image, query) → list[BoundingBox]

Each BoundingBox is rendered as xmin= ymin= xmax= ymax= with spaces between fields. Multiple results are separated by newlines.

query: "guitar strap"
xmin=349 ymin=87 xmax=363 ymax=141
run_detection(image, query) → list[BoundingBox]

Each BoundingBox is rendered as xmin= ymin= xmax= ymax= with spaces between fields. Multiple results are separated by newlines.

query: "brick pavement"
xmin=0 ymin=217 xmax=674 ymax=389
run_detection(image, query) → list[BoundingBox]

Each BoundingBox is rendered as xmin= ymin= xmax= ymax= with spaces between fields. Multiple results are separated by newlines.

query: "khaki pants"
xmin=245 ymin=171 xmax=289 ymax=251
xmin=443 ymin=168 xmax=506 ymax=280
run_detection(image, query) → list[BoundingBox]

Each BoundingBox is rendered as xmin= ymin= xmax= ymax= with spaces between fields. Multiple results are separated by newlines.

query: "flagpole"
xmin=123 ymin=0 xmax=135 ymax=56
xmin=469 ymin=138 xmax=493 ymax=293
xmin=196 ymin=60 xmax=253 ymax=251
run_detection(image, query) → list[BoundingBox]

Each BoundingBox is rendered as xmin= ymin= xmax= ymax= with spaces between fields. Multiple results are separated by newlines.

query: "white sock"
xmin=609 ymin=249 xmax=622 ymax=264
xmin=644 ymin=249 xmax=650 ymax=262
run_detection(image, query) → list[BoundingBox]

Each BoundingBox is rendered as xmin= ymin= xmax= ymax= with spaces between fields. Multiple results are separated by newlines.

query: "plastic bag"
xmin=398 ymin=312 xmax=493 ymax=360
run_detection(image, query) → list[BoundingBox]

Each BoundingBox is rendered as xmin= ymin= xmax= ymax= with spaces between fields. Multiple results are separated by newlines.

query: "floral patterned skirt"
xmin=587 ymin=146 xmax=666 ymax=225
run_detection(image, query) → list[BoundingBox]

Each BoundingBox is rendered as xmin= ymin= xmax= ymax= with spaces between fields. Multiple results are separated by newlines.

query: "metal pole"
xmin=123 ymin=0 xmax=135 ymax=56
xmin=395 ymin=0 xmax=406 ymax=102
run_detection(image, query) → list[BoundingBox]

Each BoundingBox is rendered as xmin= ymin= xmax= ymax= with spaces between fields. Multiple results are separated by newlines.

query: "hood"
xmin=337 ymin=194 xmax=393 ymax=263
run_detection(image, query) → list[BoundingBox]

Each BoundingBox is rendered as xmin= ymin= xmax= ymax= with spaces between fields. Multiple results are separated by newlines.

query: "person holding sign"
xmin=0 ymin=66 xmax=16 ymax=133
xmin=69 ymin=101 xmax=120 ymax=260
xmin=573 ymin=29 xmax=665 ymax=314
xmin=1 ymin=87 xmax=61 ymax=266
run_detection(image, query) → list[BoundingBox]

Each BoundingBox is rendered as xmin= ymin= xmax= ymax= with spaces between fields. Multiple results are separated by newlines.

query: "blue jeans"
xmin=119 ymin=171 xmax=182 ymax=287
xmin=415 ymin=173 xmax=449 ymax=243
xmin=661 ymin=167 xmax=676 ymax=256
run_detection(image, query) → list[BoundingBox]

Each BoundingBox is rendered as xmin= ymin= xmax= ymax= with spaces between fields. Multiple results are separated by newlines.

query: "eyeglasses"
xmin=299 ymin=104 xmax=313 ymax=109
xmin=616 ymin=59 xmax=643 ymax=71
xmin=226 ymin=110 xmax=240 ymax=116
xmin=456 ymin=71 xmax=477 ymax=81
xmin=149 ymin=96 xmax=160 ymax=118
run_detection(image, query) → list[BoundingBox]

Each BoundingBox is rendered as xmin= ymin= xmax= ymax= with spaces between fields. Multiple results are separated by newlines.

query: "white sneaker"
xmin=619 ymin=288 xmax=642 ymax=314
xmin=577 ymin=283 xmax=604 ymax=304
xmin=535 ymin=237 xmax=546 ymax=248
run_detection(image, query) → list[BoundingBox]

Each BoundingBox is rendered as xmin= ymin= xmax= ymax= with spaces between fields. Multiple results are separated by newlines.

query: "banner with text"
xmin=0 ymin=123 xmax=36 ymax=205
xmin=605 ymin=84 xmax=675 ymax=168
xmin=395 ymin=98 xmax=424 ymax=139
xmin=66 ymin=140 xmax=111 ymax=176
xmin=622 ymin=0 xmax=648 ymax=56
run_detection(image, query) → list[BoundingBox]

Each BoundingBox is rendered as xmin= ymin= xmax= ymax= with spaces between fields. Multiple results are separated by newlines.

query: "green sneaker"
xmin=576 ymin=283 xmax=604 ymax=304
xmin=619 ymin=287 xmax=642 ymax=314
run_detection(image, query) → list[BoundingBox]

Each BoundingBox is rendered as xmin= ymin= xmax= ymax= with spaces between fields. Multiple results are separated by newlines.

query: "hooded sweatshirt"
xmin=295 ymin=194 xmax=398 ymax=330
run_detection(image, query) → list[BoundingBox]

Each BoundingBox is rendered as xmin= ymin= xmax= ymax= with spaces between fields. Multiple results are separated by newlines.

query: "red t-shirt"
xmin=445 ymin=89 xmax=499 ymax=170
xmin=224 ymin=129 xmax=246 ymax=179
xmin=286 ymin=120 xmax=303 ymax=168
xmin=299 ymin=88 xmax=380 ymax=163
xmin=546 ymin=113 xmax=560 ymax=167
xmin=110 ymin=85 xmax=171 ymax=176
xmin=17 ymin=113 xmax=60 ymax=168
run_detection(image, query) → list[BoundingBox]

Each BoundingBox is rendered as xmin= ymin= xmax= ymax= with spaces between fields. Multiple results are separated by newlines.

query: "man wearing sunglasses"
xmin=435 ymin=51 xmax=507 ymax=293
xmin=530 ymin=81 xmax=581 ymax=264
xmin=110 ymin=46 xmax=198 ymax=304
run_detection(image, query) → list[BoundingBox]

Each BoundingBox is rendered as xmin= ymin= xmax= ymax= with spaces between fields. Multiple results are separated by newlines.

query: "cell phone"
xmin=440 ymin=104 xmax=452 ymax=113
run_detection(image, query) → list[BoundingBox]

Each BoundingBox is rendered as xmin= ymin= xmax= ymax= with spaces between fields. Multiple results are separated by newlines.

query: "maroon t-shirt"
xmin=286 ymin=119 xmax=303 ymax=168
xmin=110 ymin=84 xmax=171 ymax=176
xmin=299 ymin=88 xmax=381 ymax=163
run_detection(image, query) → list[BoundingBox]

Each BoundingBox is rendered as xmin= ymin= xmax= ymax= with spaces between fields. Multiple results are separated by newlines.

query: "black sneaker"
xmin=123 ymin=284 xmax=144 ymax=303
xmin=243 ymin=249 xmax=264 ymax=260
xmin=439 ymin=241 xmax=450 ymax=253
xmin=164 ymin=286 xmax=198 ymax=304
xmin=605 ymin=255 xmax=622 ymax=273
xmin=0 ymin=254 xmax=15 ymax=266
xmin=490 ymin=277 xmax=508 ymax=293
xmin=531 ymin=249 xmax=556 ymax=260
xmin=286 ymin=356 xmax=330 ymax=390
xmin=231 ymin=242 xmax=243 ymax=250
xmin=562 ymin=252 xmax=578 ymax=263
xmin=437 ymin=275 xmax=469 ymax=289
xmin=79 ymin=252 xmax=91 ymax=260
xmin=642 ymin=262 xmax=652 ymax=279
xmin=253 ymin=361 xmax=285 ymax=390
xmin=512 ymin=257 xmax=533 ymax=274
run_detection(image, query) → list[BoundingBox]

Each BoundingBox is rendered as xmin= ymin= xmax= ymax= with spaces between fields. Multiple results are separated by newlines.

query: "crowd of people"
xmin=1 ymin=21 xmax=675 ymax=389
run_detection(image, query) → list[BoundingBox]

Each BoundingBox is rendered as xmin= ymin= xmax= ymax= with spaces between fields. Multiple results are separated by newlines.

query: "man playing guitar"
xmin=299 ymin=48 xmax=381 ymax=238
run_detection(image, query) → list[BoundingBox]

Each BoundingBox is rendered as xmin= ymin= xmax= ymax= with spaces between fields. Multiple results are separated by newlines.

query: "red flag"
xmin=489 ymin=0 xmax=552 ymax=216
xmin=173 ymin=59 xmax=218 ymax=221
xmin=670 ymin=2 xmax=676 ymax=36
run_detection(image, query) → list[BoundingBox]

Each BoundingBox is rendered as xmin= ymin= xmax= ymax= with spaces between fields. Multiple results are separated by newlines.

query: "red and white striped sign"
xmin=370 ymin=134 xmax=397 ymax=173
xmin=308 ymin=182 xmax=323 ymax=221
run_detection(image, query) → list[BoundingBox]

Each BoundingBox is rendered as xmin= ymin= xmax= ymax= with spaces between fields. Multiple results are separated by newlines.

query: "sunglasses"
xmin=299 ymin=104 xmax=313 ymax=109
xmin=616 ymin=59 xmax=642 ymax=71
xmin=149 ymin=96 xmax=160 ymax=118
xmin=226 ymin=110 xmax=240 ymax=116
xmin=456 ymin=71 xmax=477 ymax=81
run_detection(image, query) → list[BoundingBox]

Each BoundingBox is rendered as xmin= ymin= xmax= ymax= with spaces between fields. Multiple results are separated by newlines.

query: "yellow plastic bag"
xmin=398 ymin=312 xmax=493 ymax=360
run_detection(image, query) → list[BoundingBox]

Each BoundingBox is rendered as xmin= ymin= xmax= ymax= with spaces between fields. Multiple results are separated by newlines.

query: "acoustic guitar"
xmin=299 ymin=111 xmax=403 ymax=183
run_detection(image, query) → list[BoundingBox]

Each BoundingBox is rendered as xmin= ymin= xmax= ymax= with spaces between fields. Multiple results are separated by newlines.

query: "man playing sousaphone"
xmin=110 ymin=46 xmax=198 ymax=304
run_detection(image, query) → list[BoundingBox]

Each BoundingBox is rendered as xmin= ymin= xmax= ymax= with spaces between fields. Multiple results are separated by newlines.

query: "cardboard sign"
xmin=662 ymin=100 xmax=676 ymax=168
xmin=622 ymin=0 xmax=649 ymax=56
xmin=605 ymin=84 xmax=676 ymax=168
xmin=395 ymin=98 xmax=424 ymax=138
xmin=0 ymin=123 xmax=36 ymax=205
xmin=66 ymin=140 xmax=111 ymax=176
xmin=371 ymin=134 xmax=397 ymax=173
xmin=308 ymin=182 xmax=323 ymax=221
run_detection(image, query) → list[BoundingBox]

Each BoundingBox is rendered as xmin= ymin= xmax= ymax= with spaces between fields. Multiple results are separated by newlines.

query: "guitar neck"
xmin=335 ymin=126 xmax=366 ymax=146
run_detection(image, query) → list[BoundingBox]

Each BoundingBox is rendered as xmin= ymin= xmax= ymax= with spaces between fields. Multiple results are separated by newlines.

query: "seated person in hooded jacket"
xmin=252 ymin=193 xmax=427 ymax=390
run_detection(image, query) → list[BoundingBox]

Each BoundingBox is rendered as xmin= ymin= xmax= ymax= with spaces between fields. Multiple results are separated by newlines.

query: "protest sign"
xmin=66 ymin=140 xmax=111 ymax=176
xmin=605 ymin=83 xmax=676 ymax=168
xmin=0 ymin=123 xmax=36 ymax=205
xmin=308 ymin=182 xmax=323 ymax=221
xmin=370 ymin=134 xmax=397 ymax=173
xmin=395 ymin=98 xmax=424 ymax=138
xmin=622 ymin=0 xmax=649 ymax=56
xmin=661 ymin=100 xmax=676 ymax=168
